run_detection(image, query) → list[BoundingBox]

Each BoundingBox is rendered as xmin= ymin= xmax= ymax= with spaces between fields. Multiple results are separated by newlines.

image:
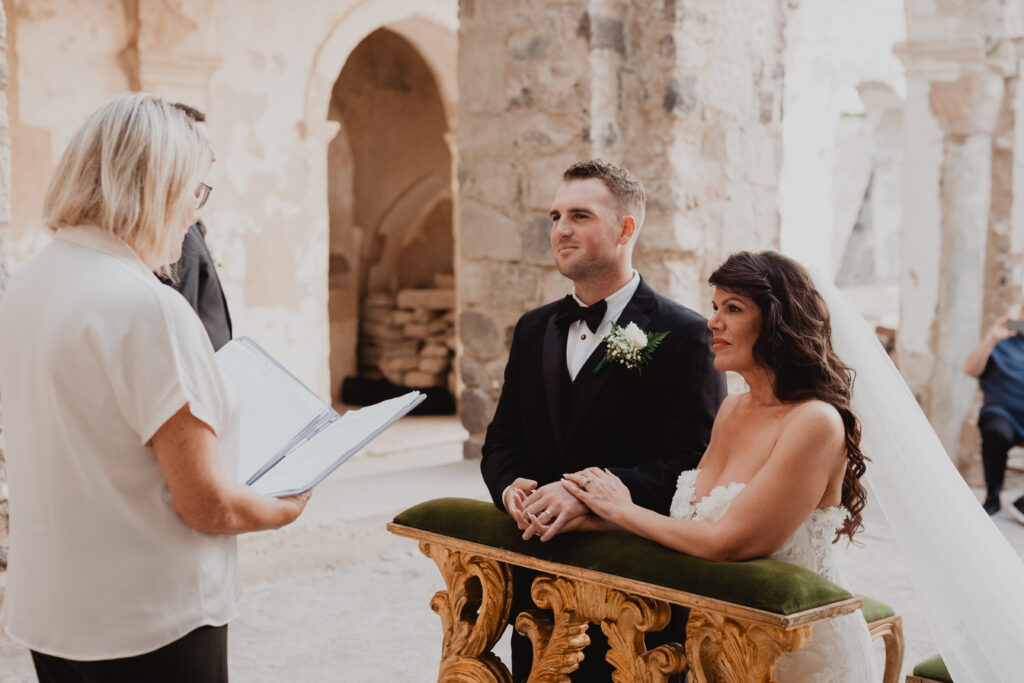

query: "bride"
xmin=561 ymin=250 xmax=1024 ymax=681
xmin=561 ymin=250 xmax=875 ymax=681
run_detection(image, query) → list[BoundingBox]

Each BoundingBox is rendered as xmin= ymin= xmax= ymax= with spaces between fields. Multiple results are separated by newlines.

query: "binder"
xmin=216 ymin=337 xmax=425 ymax=496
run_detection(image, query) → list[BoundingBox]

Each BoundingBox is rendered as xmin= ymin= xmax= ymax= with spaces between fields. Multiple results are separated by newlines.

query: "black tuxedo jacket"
xmin=481 ymin=278 xmax=727 ymax=515
xmin=159 ymin=221 xmax=233 ymax=351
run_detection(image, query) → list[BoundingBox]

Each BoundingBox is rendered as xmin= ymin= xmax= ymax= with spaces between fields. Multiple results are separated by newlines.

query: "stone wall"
xmin=456 ymin=0 xmax=788 ymax=456
xmin=0 ymin=0 xmax=9 ymax=569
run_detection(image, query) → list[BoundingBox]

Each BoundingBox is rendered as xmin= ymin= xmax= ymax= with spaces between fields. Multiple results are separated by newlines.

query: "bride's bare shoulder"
xmin=783 ymin=399 xmax=845 ymax=443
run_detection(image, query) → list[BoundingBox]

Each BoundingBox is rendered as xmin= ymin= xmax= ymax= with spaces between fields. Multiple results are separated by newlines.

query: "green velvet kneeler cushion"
xmin=394 ymin=497 xmax=853 ymax=616
xmin=857 ymin=594 xmax=895 ymax=623
xmin=912 ymin=654 xmax=953 ymax=682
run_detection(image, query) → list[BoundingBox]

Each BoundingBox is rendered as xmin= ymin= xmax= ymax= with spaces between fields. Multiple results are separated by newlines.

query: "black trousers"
xmin=980 ymin=413 xmax=1018 ymax=497
xmin=31 ymin=625 xmax=228 ymax=683
xmin=510 ymin=568 xmax=685 ymax=682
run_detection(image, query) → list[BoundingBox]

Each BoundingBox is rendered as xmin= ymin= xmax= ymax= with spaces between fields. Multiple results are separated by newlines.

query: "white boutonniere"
xmin=594 ymin=321 xmax=669 ymax=375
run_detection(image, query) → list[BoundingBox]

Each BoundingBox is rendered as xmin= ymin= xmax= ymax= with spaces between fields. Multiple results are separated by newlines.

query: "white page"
xmin=250 ymin=392 xmax=425 ymax=496
xmin=216 ymin=338 xmax=329 ymax=484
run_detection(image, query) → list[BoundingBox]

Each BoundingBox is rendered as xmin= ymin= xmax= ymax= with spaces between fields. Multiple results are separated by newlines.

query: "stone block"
xmin=405 ymin=371 xmax=447 ymax=387
xmin=383 ymin=368 xmax=406 ymax=385
xmin=403 ymin=322 xmax=432 ymax=339
xmin=510 ymin=32 xmax=550 ymax=60
xmin=364 ymin=291 xmax=395 ymax=308
xmin=393 ymin=310 xmax=416 ymax=325
xmin=664 ymin=75 xmax=698 ymax=115
xmin=426 ymin=319 xmax=451 ymax=336
xmin=460 ymin=354 xmax=484 ymax=388
xmin=461 ymin=388 xmax=496 ymax=434
xmin=462 ymin=435 xmax=484 ymax=460
xmin=361 ymin=321 xmax=404 ymax=341
xmin=423 ymin=343 xmax=450 ymax=358
xmin=434 ymin=273 xmax=456 ymax=289
xmin=396 ymin=288 xmax=455 ymax=311
xmin=587 ymin=14 xmax=626 ymax=56
xmin=489 ymin=262 xmax=541 ymax=308
xmin=381 ymin=356 xmax=421 ymax=373
xmin=460 ymin=200 xmax=523 ymax=260
xmin=419 ymin=357 xmax=450 ymax=374
xmin=360 ymin=307 xmax=394 ymax=326
xmin=359 ymin=368 xmax=383 ymax=381
xmin=540 ymin=267 xmax=571 ymax=303
xmin=460 ymin=309 xmax=503 ymax=359
xmin=410 ymin=308 xmax=436 ymax=323
xmin=458 ymin=261 xmax=489 ymax=305
xmin=522 ymin=155 xmax=575 ymax=211
xmin=364 ymin=340 xmax=420 ymax=359
xmin=522 ymin=214 xmax=554 ymax=265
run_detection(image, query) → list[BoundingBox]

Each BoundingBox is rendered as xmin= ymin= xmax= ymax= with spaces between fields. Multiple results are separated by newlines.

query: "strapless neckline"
xmin=671 ymin=468 xmax=847 ymax=525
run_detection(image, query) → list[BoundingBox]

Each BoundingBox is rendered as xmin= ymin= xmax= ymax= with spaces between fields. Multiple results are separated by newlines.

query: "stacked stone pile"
xmin=359 ymin=284 xmax=456 ymax=393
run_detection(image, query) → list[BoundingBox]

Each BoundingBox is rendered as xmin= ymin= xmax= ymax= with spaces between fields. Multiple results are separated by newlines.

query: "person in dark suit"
xmin=481 ymin=159 xmax=726 ymax=681
xmin=158 ymin=103 xmax=232 ymax=351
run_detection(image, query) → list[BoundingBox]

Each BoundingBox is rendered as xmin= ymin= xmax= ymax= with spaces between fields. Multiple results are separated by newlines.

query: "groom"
xmin=481 ymin=159 xmax=726 ymax=681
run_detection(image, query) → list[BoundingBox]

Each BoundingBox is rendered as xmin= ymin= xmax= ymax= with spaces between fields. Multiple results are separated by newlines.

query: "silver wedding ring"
xmin=582 ymin=477 xmax=593 ymax=488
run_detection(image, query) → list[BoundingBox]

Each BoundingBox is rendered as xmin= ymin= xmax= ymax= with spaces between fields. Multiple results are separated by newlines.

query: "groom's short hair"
xmin=563 ymin=158 xmax=646 ymax=229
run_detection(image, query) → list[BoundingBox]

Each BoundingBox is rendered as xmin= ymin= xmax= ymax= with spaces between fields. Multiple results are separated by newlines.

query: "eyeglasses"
xmin=194 ymin=182 xmax=212 ymax=211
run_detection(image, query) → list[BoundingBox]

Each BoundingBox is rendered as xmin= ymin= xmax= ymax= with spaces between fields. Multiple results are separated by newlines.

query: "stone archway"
xmin=302 ymin=0 xmax=456 ymax=141
xmin=323 ymin=25 xmax=456 ymax=409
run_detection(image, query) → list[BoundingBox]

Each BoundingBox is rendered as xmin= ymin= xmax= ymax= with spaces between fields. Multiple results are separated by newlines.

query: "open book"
xmin=215 ymin=337 xmax=426 ymax=497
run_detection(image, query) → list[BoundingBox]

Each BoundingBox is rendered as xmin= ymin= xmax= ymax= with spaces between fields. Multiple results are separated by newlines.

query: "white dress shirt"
xmin=565 ymin=270 xmax=641 ymax=380
xmin=0 ymin=225 xmax=241 ymax=659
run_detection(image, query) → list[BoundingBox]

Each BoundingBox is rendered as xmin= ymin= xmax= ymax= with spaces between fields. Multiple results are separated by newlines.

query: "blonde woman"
xmin=0 ymin=93 xmax=309 ymax=682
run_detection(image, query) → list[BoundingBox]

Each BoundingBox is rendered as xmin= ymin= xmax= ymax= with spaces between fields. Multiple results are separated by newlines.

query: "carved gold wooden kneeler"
xmin=390 ymin=524 xmax=860 ymax=683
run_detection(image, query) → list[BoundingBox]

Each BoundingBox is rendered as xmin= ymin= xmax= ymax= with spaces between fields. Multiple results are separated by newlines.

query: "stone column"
xmin=0 ymin=0 xmax=10 ymax=570
xmin=895 ymin=36 xmax=1016 ymax=463
xmin=457 ymin=0 xmax=786 ymax=457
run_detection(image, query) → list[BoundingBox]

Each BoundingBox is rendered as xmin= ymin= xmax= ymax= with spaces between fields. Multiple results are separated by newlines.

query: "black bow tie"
xmin=554 ymin=295 xmax=608 ymax=334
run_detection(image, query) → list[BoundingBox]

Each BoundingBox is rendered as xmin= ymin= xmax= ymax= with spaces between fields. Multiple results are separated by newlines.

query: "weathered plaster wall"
xmin=456 ymin=0 xmax=788 ymax=456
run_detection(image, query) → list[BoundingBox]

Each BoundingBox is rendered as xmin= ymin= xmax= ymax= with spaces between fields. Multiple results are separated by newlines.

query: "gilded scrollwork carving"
xmin=420 ymin=541 xmax=513 ymax=683
xmin=515 ymin=576 xmax=591 ymax=682
xmin=685 ymin=609 xmax=811 ymax=683
xmin=517 ymin=575 xmax=687 ymax=683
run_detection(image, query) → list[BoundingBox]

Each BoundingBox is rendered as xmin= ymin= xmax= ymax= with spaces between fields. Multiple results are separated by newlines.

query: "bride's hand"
xmin=562 ymin=467 xmax=631 ymax=521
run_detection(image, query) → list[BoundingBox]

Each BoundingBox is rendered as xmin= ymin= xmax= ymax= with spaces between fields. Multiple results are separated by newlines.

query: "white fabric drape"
xmin=812 ymin=268 xmax=1024 ymax=680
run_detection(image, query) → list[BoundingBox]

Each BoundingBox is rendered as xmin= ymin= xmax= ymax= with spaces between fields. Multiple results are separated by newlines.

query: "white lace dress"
xmin=670 ymin=470 xmax=878 ymax=683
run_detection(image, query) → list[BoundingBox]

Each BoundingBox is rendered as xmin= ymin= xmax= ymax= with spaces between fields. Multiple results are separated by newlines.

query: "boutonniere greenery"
xmin=594 ymin=321 xmax=669 ymax=376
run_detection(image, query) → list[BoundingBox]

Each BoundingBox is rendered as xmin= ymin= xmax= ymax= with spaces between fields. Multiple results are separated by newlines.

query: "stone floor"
xmin=2 ymin=415 xmax=1024 ymax=682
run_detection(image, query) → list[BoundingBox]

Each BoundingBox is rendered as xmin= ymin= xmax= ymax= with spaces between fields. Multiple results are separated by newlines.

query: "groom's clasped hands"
xmin=505 ymin=468 xmax=630 ymax=542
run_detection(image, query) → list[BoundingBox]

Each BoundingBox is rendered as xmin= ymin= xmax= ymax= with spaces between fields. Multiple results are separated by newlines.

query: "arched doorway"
xmin=326 ymin=28 xmax=456 ymax=412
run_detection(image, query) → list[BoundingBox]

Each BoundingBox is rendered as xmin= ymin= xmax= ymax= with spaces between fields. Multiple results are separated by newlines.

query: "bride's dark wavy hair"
xmin=708 ymin=250 xmax=868 ymax=543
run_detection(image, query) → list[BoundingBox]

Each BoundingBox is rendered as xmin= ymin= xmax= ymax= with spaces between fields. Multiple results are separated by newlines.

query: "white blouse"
xmin=0 ymin=225 xmax=241 ymax=659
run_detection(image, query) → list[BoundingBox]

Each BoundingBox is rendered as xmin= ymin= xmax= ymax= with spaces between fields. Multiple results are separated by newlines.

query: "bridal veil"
xmin=811 ymin=269 xmax=1024 ymax=681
